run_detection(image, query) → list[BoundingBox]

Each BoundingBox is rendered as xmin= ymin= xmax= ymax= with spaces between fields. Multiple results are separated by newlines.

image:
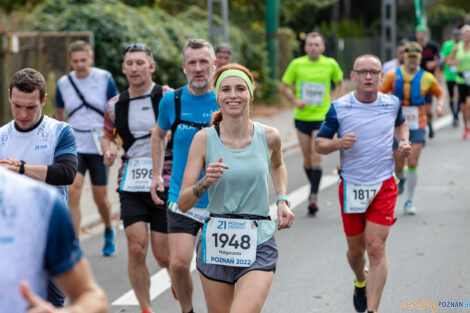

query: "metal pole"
xmin=208 ymin=0 xmax=229 ymax=44
xmin=266 ymin=0 xmax=279 ymax=99
xmin=381 ymin=0 xmax=396 ymax=62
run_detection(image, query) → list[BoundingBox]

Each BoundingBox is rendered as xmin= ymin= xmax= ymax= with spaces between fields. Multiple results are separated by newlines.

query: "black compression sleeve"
xmin=45 ymin=154 xmax=78 ymax=185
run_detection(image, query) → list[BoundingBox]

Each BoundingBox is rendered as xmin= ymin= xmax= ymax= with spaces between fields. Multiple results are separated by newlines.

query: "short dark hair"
xmin=215 ymin=42 xmax=232 ymax=54
xmin=9 ymin=68 xmax=46 ymax=101
xmin=397 ymin=39 xmax=408 ymax=47
xmin=69 ymin=40 xmax=93 ymax=56
xmin=305 ymin=32 xmax=325 ymax=44
xmin=183 ymin=38 xmax=215 ymax=63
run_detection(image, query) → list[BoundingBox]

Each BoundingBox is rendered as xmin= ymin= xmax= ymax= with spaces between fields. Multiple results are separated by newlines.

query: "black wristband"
xmin=19 ymin=160 xmax=25 ymax=175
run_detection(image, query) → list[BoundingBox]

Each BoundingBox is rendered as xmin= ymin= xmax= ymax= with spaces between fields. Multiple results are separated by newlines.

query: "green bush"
xmin=27 ymin=0 xmax=287 ymax=101
xmin=428 ymin=4 xmax=466 ymax=42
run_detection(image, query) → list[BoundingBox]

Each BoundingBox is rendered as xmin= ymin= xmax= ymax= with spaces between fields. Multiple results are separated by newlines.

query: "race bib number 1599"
xmin=301 ymin=82 xmax=325 ymax=106
xmin=202 ymin=217 xmax=257 ymax=267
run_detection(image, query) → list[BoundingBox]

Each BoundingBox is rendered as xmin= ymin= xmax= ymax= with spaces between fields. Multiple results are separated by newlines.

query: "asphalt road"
xmin=79 ymin=120 xmax=469 ymax=313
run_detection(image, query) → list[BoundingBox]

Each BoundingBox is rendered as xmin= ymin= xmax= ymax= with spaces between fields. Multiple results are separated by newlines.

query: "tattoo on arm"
xmin=193 ymin=179 xmax=209 ymax=198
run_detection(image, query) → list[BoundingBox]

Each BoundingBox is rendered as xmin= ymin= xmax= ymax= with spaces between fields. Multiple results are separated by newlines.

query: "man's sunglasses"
xmin=123 ymin=43 xmax=151 ymax=55
xmin=404 ymin=48 xmax=421 ymax=54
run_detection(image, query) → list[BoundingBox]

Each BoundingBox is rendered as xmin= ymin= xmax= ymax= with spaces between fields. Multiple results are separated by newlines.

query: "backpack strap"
xmin=66 ymin=74 xmax=105 ymax=119
xmin=170 ymin=87 xmax=184 ymax=136
xmin=115 ymin=85 xmax=164 ymax=152
xmin=170 ymin=87 xmax=210 ymax=136
xmin=150 ymin=84 xmax=163 ymax=122
xmin=114 ymin=90 xmax=133 ymax=151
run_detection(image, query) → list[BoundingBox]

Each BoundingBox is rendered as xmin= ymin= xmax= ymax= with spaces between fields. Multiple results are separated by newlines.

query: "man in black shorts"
xmin=54 ymin=40 xmax=119 ymax=255
xmin=101 ymin=43 xmax=172 ymax=313
xmin=151 ymin=38 xmax=219 ymax=313
xmin=281 ymin=32 xmax=344 ymax=216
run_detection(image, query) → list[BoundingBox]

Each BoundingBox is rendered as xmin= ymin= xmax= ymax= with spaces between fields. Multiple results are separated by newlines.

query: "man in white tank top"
xmin=54 ymin=40 xmax=118 ymax=256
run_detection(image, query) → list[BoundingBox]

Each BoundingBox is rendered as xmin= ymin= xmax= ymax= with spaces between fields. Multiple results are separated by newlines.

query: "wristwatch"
xmin=19 ymin=160 xmax=25 ymax=175
xmin=400 ymin=138 xmax=411 ymax=145
xmin=276 ymin=195 xmax=291 ymax=208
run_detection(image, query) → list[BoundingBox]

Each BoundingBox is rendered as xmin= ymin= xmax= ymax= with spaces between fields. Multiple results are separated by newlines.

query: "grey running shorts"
xmin=196 ymin=235 xmax=278 ymax=284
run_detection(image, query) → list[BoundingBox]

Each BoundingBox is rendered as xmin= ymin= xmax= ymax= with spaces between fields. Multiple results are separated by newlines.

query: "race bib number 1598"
xmin=119 ymin=157 xmax=153 ymax=192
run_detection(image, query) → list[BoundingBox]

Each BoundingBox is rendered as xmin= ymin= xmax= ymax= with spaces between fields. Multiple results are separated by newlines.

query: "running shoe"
xmin=404 ymin=200 xmax=416 ymax=215
xmin=102 ymin=228 xmax=116 ymax=256
xmin=463 ymin=127 xmax=470 ymax=139
xmin=308 ymin=199 xmax=319 ymax=216
xmin=353 ymin=283 xmax=367 ymax=312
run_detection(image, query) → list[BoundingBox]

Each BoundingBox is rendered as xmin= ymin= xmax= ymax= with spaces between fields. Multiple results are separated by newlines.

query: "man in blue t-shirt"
xmin=0 ymin=167 xmax=107 ymax=313
xmin=54 ymin=40 xmax=119 ymax=256
xmin=151 ymin=38 xmax=219 ymax=313
xmin=0 ymin=68 xmax=78 ymax=307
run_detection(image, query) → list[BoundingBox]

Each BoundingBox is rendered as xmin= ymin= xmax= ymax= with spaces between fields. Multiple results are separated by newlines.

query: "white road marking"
xmin=112 ymin=252 xmax=197 ymax=306
xmin=110 ymin=114 xmax=453 ymax=306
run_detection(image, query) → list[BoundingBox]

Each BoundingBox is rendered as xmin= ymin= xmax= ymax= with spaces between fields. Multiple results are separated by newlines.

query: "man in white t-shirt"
xmin=0 ymin=67 xmax=79 ymax=307
xmin=54 ymin=40 xmax=119 ymax=256
xmin=315 ymin=55 xmax=411 ymax=313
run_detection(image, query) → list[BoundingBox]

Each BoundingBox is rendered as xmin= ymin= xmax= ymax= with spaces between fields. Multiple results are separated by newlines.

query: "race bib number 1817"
xmin=343 ymin=180 xmax=382 ymax=214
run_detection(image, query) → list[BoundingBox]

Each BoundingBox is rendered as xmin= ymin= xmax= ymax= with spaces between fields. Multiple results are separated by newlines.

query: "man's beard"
xmin=190 ymin=78 xmax=209 ymax=91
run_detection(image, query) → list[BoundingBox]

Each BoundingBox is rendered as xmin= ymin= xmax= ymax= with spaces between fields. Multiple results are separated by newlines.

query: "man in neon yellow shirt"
xmin=441 ymin=28 xmax=460 ymax=127
xmin=281 ymin=32 xmax=344 ymax=216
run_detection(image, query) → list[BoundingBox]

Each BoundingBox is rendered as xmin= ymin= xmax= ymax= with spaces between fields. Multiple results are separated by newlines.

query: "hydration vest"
xmin=394 ymin=67 xmax=425 ymax=106
xmin=114 ymin=84 xmax=163 ymax=152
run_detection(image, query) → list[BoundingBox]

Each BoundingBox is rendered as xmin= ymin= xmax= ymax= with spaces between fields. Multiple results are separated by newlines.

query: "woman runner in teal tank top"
xmin=178 ymin=64 xmax=294 ymax=313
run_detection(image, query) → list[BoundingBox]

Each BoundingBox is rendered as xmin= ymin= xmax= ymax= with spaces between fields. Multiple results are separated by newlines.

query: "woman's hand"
xmin=277 ymin=202 xmax=295 ymax=230
xmin=203 ymin=157 xmax=229 ymax=187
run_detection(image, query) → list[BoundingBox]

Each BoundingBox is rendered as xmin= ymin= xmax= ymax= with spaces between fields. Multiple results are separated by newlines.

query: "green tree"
xmin=438 ymin=0 xmax=470 ymax=12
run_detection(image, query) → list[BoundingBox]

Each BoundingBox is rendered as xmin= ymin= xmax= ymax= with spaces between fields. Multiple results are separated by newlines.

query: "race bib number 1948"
xmin=202 ymin=217 xmax=257 ymax=267
xmin=343 ymin=180 xmax=382 ymax=214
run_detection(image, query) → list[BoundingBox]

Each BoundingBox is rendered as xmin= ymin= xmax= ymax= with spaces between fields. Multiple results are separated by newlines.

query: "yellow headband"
xmin=214 ymin=69 xmax=253 ymax=103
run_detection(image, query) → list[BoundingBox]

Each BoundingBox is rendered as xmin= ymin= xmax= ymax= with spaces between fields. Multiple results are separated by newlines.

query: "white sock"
xmin=406 ymin=168 xmax=418 ymax=202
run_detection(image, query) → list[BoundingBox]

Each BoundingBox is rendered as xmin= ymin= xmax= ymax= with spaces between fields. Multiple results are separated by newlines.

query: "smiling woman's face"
xmin=218 ymin=76 xmax=251 ymax=117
